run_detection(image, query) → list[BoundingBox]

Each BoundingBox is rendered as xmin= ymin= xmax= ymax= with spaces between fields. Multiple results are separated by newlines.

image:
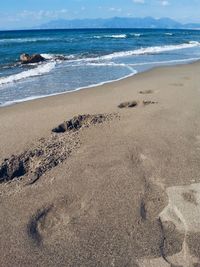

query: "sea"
xmin=0 ymin=28 xmax=200 ymax=106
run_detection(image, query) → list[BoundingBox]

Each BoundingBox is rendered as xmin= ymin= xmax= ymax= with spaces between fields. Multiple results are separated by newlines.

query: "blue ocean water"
xmin=0 ymin=28 xmax=200 ymax=106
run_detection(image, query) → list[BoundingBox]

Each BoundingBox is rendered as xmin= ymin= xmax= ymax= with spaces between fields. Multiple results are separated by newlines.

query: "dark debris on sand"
xmin=139 ymin=90 xmax=154 ymax=94
xmin=143 ymin=100 xmax=158 ymax=105
xmin=118 ymin=101 xmax=138 ymax=109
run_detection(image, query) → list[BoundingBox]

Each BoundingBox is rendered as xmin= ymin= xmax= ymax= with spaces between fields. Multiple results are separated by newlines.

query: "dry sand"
xmin=1 ymin=61 xmax=200 ymax=266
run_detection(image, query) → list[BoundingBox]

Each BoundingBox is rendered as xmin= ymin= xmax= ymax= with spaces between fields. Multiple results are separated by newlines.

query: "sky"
xmin=0 ymin=0 xmax=200 ymax=29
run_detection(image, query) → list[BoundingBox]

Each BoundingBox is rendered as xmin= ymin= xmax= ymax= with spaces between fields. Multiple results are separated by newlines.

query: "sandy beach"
xmin=1 ymin=61 xmax=200 ymax=266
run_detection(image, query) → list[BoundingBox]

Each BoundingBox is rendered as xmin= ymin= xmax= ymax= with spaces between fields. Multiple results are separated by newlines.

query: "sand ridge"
xmin=0 ymin=113 xmax=117 ymax=185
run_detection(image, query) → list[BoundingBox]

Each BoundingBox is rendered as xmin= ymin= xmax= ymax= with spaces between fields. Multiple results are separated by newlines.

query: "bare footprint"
xmin=139 ymin=90 xmax=154 ymax=94
xmin=27 ymin=205 xmax=53 ymax=245
xmin=158 ymin=183 xmax=200 ymax=266
xmin=143 ymin=100 xmax=158 ymax=106
xmin=183 ymin=76 xmax=190 ymax=80
xmin=27 ymin=195 xmax=90 ymax=246
xmin=182 ymin=190 xmax=198 ymax=206
xmin=118 ymin=101 xmax=138 ymax=109
xmin=170 ymin=83 xmax=184 ymax=87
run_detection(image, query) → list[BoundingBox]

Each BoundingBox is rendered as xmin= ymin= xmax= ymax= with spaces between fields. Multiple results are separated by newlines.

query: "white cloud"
xmin=109 ymin=7 xmax=122 ymax=12
xmin=160 ymin=0 xmax=170 ymax=6
xmin=18 ymin=9 xmax=69 ymax=20
xmin=133 ymin=0 xmax=145 ymax=4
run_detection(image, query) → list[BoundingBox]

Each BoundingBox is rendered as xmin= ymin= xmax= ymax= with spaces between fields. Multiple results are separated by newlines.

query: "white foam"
xmin=0 ymin=37 xmax=53 ymax=44
xmin=133 ymin=33 xmax=141 ymax=37
xmin=40 ymin=53 xmax=55 ymax=60
xmin=79 ymin=62 xmax=127 ymax=67
xmin=189 ymin=41 xmax=199 ymax=45
xmin=68 ymin=57 xmax=200 ymax=69
xmin=165 ymin=33 xmax=173 ymax=36
xmin=128 ymin=57 xmax=200 ymax=67
xmin=0 ymin=62 xmax=56 ymax=86
xmin=0 ymin=69 xmax=138 ymax=107
xmin=66 ymin=41 xmax=200 ymax=64
xmin=41 ymin=53 xmax=76 ymax=61
xmin=99 ymin=42 xmax=200 ymax=60
xmin=107 ymin=34 xmax=127 ymax=38
xmin=94 ymin=34 xmax=127 ymax=39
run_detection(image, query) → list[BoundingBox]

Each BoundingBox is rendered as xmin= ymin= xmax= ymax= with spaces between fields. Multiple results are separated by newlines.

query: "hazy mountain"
xmin=37 ymin=17 xmax=200 ymax=30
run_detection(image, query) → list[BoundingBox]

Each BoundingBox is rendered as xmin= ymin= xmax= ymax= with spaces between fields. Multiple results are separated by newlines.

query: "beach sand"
xmin=1 ymin=61 xmax=200 ymax=266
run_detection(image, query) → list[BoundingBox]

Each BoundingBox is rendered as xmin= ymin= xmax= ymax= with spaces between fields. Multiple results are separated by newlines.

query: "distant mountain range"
xmin=37 ymin=17 xmax=200 ymax=30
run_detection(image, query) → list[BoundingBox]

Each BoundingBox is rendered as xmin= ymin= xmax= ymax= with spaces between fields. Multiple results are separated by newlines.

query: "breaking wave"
xmin=0 ymin=62 xmax=56 ymax=86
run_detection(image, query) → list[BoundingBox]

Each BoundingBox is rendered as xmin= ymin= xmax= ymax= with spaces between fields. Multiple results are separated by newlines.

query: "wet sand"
xmin=1 ymin=61 xmax=200 ymax=266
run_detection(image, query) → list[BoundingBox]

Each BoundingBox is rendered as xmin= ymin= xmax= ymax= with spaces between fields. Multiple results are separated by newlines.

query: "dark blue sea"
xmin=0 ymin=28 xmax=200 ymax=106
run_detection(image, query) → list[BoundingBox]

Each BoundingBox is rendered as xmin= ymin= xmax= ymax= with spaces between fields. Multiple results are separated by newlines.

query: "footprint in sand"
xmin=118 ymin=100 xmax=157 ymax=109
xmin=182 ymin=190 xmax=198 ymax=206
xmin=139 ymin=90 xmax=154 ymax=94
xmin=137 ymin=183 xmax=200 ymax=266
xmin=143 ymin=100 xmax=158 ymax=106
xmin=127 ymin=151 xmax=183 ymax=265
xmin=170 ymin=83 xmax=184 ymax=87
xmin=183 ymin=76 xmax=191 ymax=80
xmin=27 ymin=195 xmax=91 ymax=246
xmin=118 ymin=101 xmax=138 ymax=108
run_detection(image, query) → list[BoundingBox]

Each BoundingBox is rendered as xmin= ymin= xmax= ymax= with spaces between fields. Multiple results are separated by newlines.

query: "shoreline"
xmin=0 ymin=59 xmax=199 ymax=160
xmin=0 ymin=69 xmax=137 ymax=108
xmin=0 ymin=57 xmax=199 ymax=108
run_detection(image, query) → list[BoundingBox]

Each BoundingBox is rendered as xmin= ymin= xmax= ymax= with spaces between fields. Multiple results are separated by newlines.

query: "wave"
xmin=69 ymin=61 xmax=136 ymax=73
xmin=107 ymin=34 xmax=127 ymax=38
xmin=128 ymin=57 xmax=200 ymax=66
xmin=1 ymin=41 xmax=199 ymax=87
xmin=98 ymin=41 xmax=200 ymax=60
xmin=94 ymin=34 xmax=127 ymax=39
xmin=68 ymin=57 xmax=200 ymax=69
xmin=0 ymin=37 xmax=54 ymax=44
xmin=0 ymin=62 xmax=56 ymax=86
xmin=40 ymin=41 xmax=200 ymax=64
xmin=94 ymin=33 xmax=143 ymax=39
xmin=41 ymin=53 xmax=76 ymax=61
xmin=62 ymin=41 xmax=200 ymax=63
xmin=188 ymin=41 xmax=199 ymax=45
xmin=74 ymin=62 xmax=127 ymax=67
xmin=1 ymin=53 xmax=200 ymax=107
xmin=128 ymin=33 xmax=142 ymax=37
xmin=0 ymin=69 xmax=138 ymax=107
xmin=165 ymin=33 xmax=173 ymax=36
xmin=40 ymin=53 xmax=55 ymax=60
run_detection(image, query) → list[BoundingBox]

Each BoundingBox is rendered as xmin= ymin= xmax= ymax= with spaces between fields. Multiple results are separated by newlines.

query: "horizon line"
xmin=1 ymin=16 xmax=200 ymax=31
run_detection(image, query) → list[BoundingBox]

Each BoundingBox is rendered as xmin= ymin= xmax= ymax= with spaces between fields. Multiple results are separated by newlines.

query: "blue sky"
xmin=0 ymin=0 xmax=200 ymax=29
